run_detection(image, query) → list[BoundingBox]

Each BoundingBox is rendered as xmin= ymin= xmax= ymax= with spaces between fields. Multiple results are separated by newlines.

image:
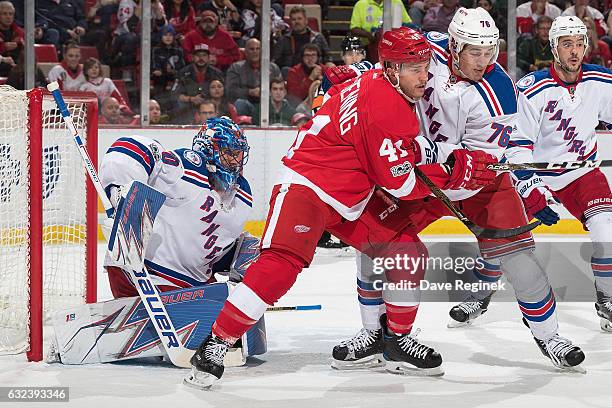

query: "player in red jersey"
xmin=330 ymin=16 xmax=585 ymax=373
xmin=184 ymin=28 xmax=499 ymax=389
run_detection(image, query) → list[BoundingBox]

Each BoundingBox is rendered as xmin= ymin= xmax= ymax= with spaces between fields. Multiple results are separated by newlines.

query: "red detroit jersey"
xmin=281 ymin=70 xmax=442 ymax=220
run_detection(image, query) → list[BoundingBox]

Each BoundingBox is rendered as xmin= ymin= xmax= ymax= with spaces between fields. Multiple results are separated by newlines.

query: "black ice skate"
xmin=380 ymin=314 xmax=444 ymax=376
xmin=184 ymin=334 xmax=231 ymax=389
xmin=533 ymin=334 xmax=586 ymax=372
xmin=331 ymin=328 xmax=384 ymax=370
xmin=448 ymin=293 xmax=493 ymax=328
xmin=317 ymin=231 xmax=350 ymax=249
xmin=595 ymin=291 xmax=612 ymax=332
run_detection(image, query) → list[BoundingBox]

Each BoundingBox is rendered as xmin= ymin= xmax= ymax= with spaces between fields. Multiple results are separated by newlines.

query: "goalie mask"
xmin=193 ymin=117 xmax=250 ymax=202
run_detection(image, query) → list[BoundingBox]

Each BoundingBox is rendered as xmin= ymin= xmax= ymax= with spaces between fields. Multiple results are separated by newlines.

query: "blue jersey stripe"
xmin=144 ymin=259 xmax=207 ymax=286
xmin=582 ymin=77 xmax=612 ymax=86
xmin=525 ymin=83 xmax=558 ymax=99
xmin=181 ymin=175 xmax=211 ymax=189
xmin=108 ymin=146 xmax=153 ymax=175
xmin=473 ymin=83 xmax=497 ymax=117
xmin=121 ymin=137 xmax=155 ymax=166
xmin=236 ymin=193 xmax=253 ymax=207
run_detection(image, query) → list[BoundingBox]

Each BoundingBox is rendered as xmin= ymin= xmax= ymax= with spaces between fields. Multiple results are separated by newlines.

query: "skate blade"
xmin=385 ymin=360 xmax=444 ymax=377
xmin=183 ymin=367 xmax=218 ymax=390
xmin=556 ymin=364 xmax=587 ymax=374
xmin=447 ymin=318 xmax=472 ymax=329
xmin=599 ymin=317 xmax=612 ymax=333
xmin=331 ymin=354 xmax=384 ymax=370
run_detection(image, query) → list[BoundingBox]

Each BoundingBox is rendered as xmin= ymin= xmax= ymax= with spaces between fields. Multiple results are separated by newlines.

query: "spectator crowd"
xmin=0 ymin=0 xmax=610 ymax=125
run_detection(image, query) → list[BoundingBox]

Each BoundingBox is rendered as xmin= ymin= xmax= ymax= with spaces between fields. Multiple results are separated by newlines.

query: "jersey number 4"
xmin=379 ymin=138 xmax=409 ymax=162
xmin=487 ymin=123 xmax=512 ymax=147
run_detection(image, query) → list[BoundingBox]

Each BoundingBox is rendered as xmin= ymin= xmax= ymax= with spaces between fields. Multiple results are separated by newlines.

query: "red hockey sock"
xmin=212 ymin=301 xmax=258 ymax=344
xmin=212 ymin=249 xmax=305 ymax=344
xmin=385 ymin=302 xmax=419 ymax=334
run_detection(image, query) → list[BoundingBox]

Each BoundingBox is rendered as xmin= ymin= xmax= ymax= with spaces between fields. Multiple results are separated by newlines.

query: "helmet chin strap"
xmin=551 ymin=34 xmax=589 ymax=73
xmin=383 ymin=68 xmax=418 ymax=104
xmin=552 ymin=47 xmax=587 ymax=75
xmin=450 ymin=51 xmax=472 ymax=81
xmin=449 ymin=38 xmax=499 ymax=81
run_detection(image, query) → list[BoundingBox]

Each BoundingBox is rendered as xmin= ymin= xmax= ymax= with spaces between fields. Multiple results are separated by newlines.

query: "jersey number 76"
xmin=487 ymin=122 xmax=512 ymax=147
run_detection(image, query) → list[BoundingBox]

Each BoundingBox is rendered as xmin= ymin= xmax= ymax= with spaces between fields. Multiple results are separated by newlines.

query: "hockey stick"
xmin=47 ymin=82 xmax=193 ymax=368
xmin=488 ymin=159 xmax=609 ymax=172
xmin=266 ymin=304 xmax=322 ymax=312
xmin=413 ymin=167 xmax=541 ymax=239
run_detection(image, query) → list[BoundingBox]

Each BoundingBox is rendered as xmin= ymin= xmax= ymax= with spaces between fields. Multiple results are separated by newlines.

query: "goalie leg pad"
xmin=49 ymin=283 xmax=266 ymax=365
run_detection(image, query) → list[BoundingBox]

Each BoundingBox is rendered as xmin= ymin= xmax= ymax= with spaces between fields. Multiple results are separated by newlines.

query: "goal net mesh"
xmin=0 ymin=86 xmax=90 ymax=355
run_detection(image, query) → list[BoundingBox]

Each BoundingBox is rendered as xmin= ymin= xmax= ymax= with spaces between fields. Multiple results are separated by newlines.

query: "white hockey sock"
xmin=587 ymin=212 xmax=612 ymax=298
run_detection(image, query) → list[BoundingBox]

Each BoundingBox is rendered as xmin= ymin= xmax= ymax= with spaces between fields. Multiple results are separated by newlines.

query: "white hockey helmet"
xmin=549 ymin=16 xmax=589 ymax=61
xmin=448 ymin=7 xmax=500 ymax=65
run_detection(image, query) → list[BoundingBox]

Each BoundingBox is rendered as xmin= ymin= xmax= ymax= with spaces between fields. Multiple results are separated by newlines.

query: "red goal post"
xmin=0 ymin=86 xmax=98 ymax=362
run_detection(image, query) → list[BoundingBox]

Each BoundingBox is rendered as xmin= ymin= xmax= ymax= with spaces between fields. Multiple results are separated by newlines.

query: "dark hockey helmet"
xmin=193 ymin=116 xmax=249 ymax=192
xmin=341 ymin=36 xmax=365 ymax=55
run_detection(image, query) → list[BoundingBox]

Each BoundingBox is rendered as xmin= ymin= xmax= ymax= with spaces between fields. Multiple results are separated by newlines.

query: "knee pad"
xmin=500 ymin=251 xmax=551 ymax=302
xmin=587 ymin=212 xmax=612 ymax=244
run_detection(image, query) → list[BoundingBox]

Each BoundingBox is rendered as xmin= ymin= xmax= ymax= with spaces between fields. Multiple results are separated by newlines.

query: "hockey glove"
xmin=324 ymin=65 xmax=359 ymax=86
xmin=442 ymin=149 xmax=498 ymax=190
xmin=514 ymin=173 xmax=560 ymax=226
xmin=107 ymin=184 xmax=125 ymax=210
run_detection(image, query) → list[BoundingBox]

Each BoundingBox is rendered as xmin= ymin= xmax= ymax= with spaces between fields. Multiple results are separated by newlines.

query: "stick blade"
xmin=471 ymin=220 xmax=541 ymax=239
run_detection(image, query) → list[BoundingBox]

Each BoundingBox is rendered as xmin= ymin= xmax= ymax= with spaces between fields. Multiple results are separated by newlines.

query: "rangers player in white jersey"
xmin=101 ymin=117 xmax=254 ymax=297
xmin=330 ymin=9 xmax=585 ymax=371
xmin=501 ymin=16 xmax=612 ymax=331
xmin=47 ymin=117 xmax=267 ymax=366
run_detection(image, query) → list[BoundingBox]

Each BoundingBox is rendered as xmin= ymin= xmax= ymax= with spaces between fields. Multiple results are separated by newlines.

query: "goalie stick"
xmin=47 ymin=82 xmax=194 ymax=368
xmin=414 ymin=167 xmax=541 ymax=239
xmin=488 ymin=159 xmax=610 ymax=172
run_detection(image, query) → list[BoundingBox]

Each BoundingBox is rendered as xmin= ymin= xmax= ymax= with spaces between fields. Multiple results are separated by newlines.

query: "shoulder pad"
xmin=516 ymin=70 xmax=551 ymax=91
xmin=425 ymin=31 xmax=449 ymax=49
xmin=474 ymin=64 xmax=518 ymax=116
xmin=175 ymin=148 xmax=209 ymax=175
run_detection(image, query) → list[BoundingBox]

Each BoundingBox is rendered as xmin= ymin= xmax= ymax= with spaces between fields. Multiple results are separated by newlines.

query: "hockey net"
xmin=0 ymin=86 xmax=98 ymax=361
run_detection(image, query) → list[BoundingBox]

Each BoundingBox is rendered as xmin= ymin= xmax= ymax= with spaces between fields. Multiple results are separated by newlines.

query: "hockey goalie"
xmin=47 ymin=117 xmax=267 ymax=365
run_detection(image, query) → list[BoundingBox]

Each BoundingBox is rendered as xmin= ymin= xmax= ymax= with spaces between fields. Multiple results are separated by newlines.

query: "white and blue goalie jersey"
xmin=100 ymin=135 xmax=253 ymax=287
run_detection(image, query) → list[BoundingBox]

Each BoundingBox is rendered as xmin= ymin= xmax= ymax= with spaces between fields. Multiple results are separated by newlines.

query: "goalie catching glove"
xmin=441 ymin=149 xmax=498 ymax=190
xmin=513 ymin=172 xmax=561 ymax=226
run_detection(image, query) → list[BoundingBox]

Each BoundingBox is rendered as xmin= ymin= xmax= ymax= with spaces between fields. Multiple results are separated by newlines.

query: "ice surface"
xmin=1 ymin=239 xmax=611 ymax=408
